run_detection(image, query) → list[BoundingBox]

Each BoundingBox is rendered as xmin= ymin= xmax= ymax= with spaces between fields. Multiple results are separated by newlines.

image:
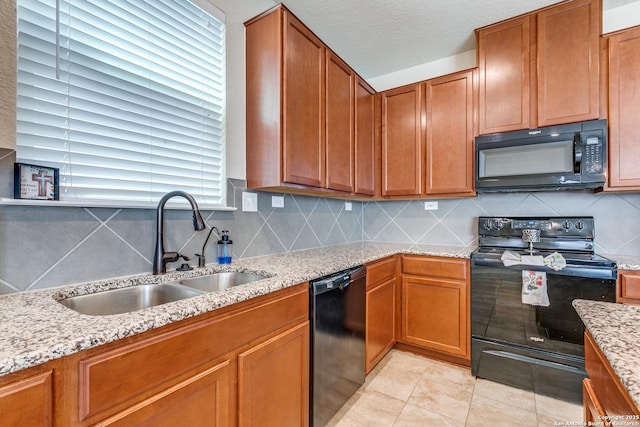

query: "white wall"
xmin=367 ymin=0 xmax=640 ymax=92
xmin=214 ymin=0 xmax=276 ymax=180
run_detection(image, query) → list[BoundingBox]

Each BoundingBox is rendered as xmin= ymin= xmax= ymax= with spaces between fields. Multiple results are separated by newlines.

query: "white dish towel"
xmin=521 ymin=270 xmax=550 ymax=307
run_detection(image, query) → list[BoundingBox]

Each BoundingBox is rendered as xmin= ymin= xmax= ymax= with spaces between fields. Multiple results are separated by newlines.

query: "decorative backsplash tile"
xmin=1 ymin=179 xmax=639 ymax=294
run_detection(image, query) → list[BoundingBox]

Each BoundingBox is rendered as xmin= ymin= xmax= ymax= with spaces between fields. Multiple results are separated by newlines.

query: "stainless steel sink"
xmin=57 ymin=284 xmax=203 ymax=316
xmin=177 ymin=272 xmax=268 ymax=293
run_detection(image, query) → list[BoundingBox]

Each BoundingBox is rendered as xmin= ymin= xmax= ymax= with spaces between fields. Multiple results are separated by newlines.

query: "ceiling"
xmin=280 ymin=0 xmax=638 ymax=79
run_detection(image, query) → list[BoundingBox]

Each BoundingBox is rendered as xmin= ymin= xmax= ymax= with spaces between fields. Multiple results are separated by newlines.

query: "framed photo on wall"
xmin=14 ymin=163 xmax=60 ymax=200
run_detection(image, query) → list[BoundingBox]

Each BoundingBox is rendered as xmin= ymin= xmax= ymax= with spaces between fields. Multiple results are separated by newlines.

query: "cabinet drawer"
xmin=402 ymin=255 xmax=468 ymax=281
xmin=366 ymin=256 xmax=397 ymax=290
xmin=583 ymin=378 xmax=606 ymax=423
xmin=77 ymin=285 xmax=308 ymax=421
xmin=94 ymin=361 xmax=230 ymax=427
xmin=619 ymin=271 xmax=640 ymax=303
xmin=584 ymin=331 xmax=638 ymax=417
xmin=0 ymin=370 xmax=53 ymax=427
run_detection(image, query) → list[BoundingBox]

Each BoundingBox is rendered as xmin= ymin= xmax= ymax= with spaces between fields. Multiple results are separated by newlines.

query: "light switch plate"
xmin=345 ymin=202 xmax=352 ymax=211
xmin=242 ymin=192 xmax=258 ymax=212
xmin=272 ymin=195 xmax=285 ymax=208
xmin=424 ymin=201 xmax=438 ymax=210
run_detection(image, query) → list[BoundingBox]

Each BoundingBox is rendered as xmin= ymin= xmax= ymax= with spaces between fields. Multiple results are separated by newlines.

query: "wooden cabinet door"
xmin=283 ymin=11 xmax=325 ymax=188
xmin=0 ymin=370 xmax=53 ymax=427
xmin=585 ymin=331 xmax=639 ymax=417
xmin=326 ymin=52 xmax=354 ymax=192
xmin=366 ymin=278 xmax=395 ymax=373
xmin=381 ymin=83 xmax=424 ymax=196
xmin=583 ymin=378 xmax=606 ymax=425
xmin=425 ymin=69 xmax=476 ymax=196
xmin=238 ymin=322 xmax=310 ymax=427
xmin=607 ymin=25 xmax=640 ymax=190
xmin=401 ymin=276 xmax=468 ymax=358
xmin=94 ymin=361 xmax=231 ymax=427
xmin=355 ymin=77 xmax=377 ymax=196
xmin=477 ymin=15 xmax=533 ymax=134
xmin=617 ymin=270 xmax=640 ymax=305
xmin=537 ymin=0 xmax=600 ymax=126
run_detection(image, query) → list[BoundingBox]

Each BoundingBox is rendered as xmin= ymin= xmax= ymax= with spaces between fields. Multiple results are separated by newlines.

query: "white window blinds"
xmin=16 ymin=0 xmax=226 ymax=206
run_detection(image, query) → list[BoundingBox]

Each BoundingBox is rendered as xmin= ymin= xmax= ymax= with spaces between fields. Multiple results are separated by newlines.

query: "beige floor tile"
xmin=534 ymin=393 xmax=583 ymax=422
xmin=473 ymin=377 xmax=536 ymax=411
xmin=365 ymin=351 xmax=427 ymax=401
xmin=466 ymin=393 xmax=538 ymax=427
xmin=385 ymin=349 xmax=432 ymax=374
xmin=336 ymin=390 xmax=405 ymax=427
xmin=393 ymin=402 xmax=466 ymax=427
xmin=407 ymin=377 xmax=473 ymax=422
xmin=536 ymin=411 xmax=582 ymax=427
xmin=419 ymin=360 xmax=477 ymax=392
xmin=326 ymin=391 xmax=365 ymax=427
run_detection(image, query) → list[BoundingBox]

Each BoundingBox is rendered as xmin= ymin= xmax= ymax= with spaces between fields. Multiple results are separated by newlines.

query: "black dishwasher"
xmin=310 ymin=265 xmax=366 ymax=427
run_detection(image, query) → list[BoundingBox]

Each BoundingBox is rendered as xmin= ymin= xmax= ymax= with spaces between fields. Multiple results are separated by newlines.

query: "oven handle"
xmin=471 ymin=257 xmax=617 ymax=280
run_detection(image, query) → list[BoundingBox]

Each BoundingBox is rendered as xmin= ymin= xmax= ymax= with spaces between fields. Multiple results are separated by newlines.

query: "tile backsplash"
xmin=1 ymin=178 xmax=640 ymax=294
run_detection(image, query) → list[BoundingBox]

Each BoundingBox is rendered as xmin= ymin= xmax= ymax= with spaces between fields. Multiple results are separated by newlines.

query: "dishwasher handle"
xmin=312 ymin=266 xmax=365 ymax=296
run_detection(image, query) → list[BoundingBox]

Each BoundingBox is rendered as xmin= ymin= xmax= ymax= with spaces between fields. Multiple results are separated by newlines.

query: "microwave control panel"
xmin=582 ymin=134 xmax=603 ymax=173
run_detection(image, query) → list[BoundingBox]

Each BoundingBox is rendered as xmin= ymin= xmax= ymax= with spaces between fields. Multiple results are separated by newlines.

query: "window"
xmin=16 ymin=0 xmax=226 ymax=206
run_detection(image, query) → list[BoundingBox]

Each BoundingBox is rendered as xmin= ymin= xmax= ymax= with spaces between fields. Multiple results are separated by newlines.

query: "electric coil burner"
xmin=471 ymin=216 xmax=616 ymax=403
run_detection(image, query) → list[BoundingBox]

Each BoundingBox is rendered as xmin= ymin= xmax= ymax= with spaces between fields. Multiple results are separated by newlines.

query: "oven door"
xmin=470 ymin=255 xmax=616 ymax=401
xmin=471 ymin=257 xmax=616 ymax=354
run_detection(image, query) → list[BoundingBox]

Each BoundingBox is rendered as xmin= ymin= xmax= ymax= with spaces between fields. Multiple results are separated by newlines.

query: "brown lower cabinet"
xmin=584 ymin=331 xmax=639 ymax=421
xmin=0 ymin=283 xmax=309 ymax=427
xmin=617 ymin=270 xmax=640 ymax=305
xmin=0 ymin=364 xmax=55 ymax=427
xmin=398 ymin=255 xmax=470 ymax=364
xmin=365 ymin=256 xmax=397 ymax=373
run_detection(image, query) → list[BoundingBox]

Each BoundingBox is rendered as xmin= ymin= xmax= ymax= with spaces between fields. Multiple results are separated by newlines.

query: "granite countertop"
xmin=573 ymin=299 xmax=640 ymax=411
xmin=0 ymin=242 xmax=472 ymax=377
xmin=610 ymin=255 xmax=640 ymax=271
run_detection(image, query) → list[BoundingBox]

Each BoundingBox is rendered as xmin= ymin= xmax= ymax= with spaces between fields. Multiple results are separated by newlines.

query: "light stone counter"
xmin=0 ymin=242 xmax=472 ymax=376
xmin=611 ymin=255 xmax=640 ymax=271
xmin=573 ymin=299 xmax=640 ymax=411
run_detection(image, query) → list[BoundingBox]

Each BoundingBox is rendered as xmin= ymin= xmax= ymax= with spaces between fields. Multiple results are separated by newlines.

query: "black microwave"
xmin=475 ymin=119 xmax=607 ymax=192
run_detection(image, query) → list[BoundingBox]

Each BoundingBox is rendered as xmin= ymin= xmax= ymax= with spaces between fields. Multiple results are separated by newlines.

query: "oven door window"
xmin=478 ymin=139 xmax=574 ymax=178
xmin=471 ymin=265 xmax=615 ymax=357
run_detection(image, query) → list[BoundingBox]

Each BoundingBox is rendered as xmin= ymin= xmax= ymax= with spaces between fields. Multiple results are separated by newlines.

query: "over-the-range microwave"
xmin=475 ymin=119 xmax=607 ymax=192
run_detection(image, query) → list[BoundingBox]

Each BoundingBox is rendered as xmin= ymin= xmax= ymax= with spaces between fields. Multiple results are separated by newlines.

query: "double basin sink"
xmin=57 ymin=272 xmax=268 ymax=316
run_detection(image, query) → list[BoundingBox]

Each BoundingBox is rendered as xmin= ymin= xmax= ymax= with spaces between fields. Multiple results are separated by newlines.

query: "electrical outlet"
xmin=272 ymin=195 xmax=285 ymax=208
xmin=242 ymin=192 xmax=258 ymax=212
xmin=424 ymin=201 xmax=438 ymax=210
xmin=345 ymin=202 xmax=352 ymax=211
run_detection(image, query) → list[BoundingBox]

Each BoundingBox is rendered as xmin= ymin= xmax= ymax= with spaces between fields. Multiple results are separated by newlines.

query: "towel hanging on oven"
xmin=501 ymin=251 xmax=567 ymax=271
xmin=521 ymin=270 xmax=550 ymax=307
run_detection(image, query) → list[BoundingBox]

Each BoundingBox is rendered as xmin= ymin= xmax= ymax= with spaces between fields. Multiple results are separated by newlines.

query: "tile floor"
xmin=328 ymin=349 xmax=584 ymax=427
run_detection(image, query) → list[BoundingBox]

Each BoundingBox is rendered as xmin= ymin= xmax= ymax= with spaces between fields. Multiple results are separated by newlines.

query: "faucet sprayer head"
xmin=193 ymin=210 xmax=206 ymax=231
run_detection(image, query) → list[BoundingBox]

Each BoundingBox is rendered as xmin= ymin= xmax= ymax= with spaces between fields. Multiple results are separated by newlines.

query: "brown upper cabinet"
xmin=380 ymin=83 xmax=425 ymax=197
xmin=355 ymin=78 xmax=378 ymax=196
xmin=605 ymin=25 xmax=640 ymax=191
xmin=477 ymin=0 xmax=601 ymax=134
xmin=380 ymin=69 xmax=477 ymax=198
xmin=326 ymin=52 xmax=355 ymax=192
xmin=425 ymin=69 xmax=476 ymax=197
xmin=245 ymin=5 xmax=376 ymax=197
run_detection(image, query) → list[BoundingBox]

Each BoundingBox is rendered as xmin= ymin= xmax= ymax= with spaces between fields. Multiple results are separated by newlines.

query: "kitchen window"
xmin=15 ymin=0 xmax=226 ymax=207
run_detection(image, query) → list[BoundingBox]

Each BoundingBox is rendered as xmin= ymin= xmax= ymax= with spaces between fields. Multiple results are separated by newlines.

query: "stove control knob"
xmin=575 ymin=220 xmax=585 ymax=230
xmin=562 ymin=220 xmax=572 ymax=230
xmin=482 ymin=220 xmax=493 ymax=230
xmin=495 ymin=220 xmax=504 ymax=230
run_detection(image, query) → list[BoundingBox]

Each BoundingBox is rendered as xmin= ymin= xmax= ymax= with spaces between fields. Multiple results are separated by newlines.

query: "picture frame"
xmin=14 ymin=163 xmax=60 ymax=200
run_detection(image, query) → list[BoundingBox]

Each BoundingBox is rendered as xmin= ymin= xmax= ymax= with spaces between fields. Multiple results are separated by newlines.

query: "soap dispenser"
xmin=217 ymin=230 xmax=233 ymax=264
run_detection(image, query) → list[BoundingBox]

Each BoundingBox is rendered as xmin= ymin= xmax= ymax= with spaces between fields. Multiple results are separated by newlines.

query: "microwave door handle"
xmin=574 ymin=135 xmax=582 ymax=173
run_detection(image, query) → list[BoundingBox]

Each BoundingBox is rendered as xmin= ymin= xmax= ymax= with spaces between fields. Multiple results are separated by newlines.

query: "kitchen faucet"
xmin=153 ymin=191 xmax=206 ymax=275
